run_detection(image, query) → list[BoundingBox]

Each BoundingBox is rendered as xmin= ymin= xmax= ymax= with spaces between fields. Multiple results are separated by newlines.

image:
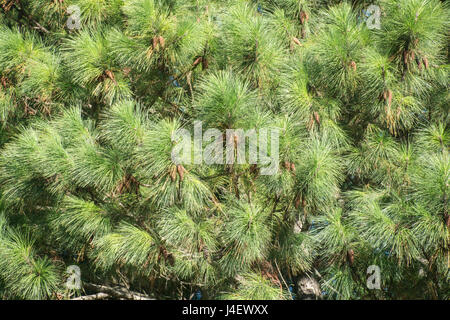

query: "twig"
xmin=71 ymin=293 xmax=110 ymax=300
xmin=84 ymin=283 xmax=155 ymax=300
xmin=274 ymin=260 xmax=293 ymax=300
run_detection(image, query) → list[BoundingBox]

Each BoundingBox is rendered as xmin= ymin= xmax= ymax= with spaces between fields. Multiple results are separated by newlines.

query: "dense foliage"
xmin=0 ymin=0 xmax=448 ymax=300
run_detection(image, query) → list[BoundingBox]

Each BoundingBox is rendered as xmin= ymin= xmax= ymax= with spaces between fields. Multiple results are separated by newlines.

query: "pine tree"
xmin=0 ymin=0 xmax=448 ymax=300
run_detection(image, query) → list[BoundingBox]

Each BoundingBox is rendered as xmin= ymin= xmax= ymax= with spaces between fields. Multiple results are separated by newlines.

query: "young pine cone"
xmin=177 ymin=164 xmax=186 ymax=181
xmin=299 ymin=10 xmax=308 ymax=25
xmin=193 ymin=56 xmax=202 ymax=67
xmin=152 ymin=36 xmax=159 ymax=50
xmin=104 ymin=70 xmax=116 ymax=82
xmin=349 ymin=61 xmax=357 ymax=71
xmin=422 ymin=57 xmax=429 ymax=69
xmin=416 ymin=56 xmax=422 ymax=70
xmin=403 ymin=50 xmax=409 ymax=65
xmin=158 ymin=36 xmax=165 ymax=49
xmin=284 ymin=160 xmax=291 ymax=171
xmin=169 ymin=166 xmax=177 ymax=182
xmin=233 ymin=134 xmax=239 ymax=148
xmin=387 ymin=89 xmax=392 ymax=107
xmin=292 ymin=37 xmax=302 ymax=46
xmin=314 ymin=111 xmax=320 ymax=124
xmin=347 ymin=249 xmax=355 ymax=266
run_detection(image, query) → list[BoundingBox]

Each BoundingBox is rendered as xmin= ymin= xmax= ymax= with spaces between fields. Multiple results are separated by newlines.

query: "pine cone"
xmin=152 ymin=36 xmax=159 ymax=50
xmin=387 ymin=89 xmax=392 ymax=107
xmin=0 ymin=76 xmax=9 ymax=88
xmin=403 ymin=50 xmax=409 ymax=65
xmin=292 ymin=37 xmax=302 ymax=46
xmin=299 ymin=10 xmax=308 ymax=25
xmin=169 ymin=166 xmax=177 ymax=182
xmin=233 ymin=134 xmax=239 ymax=148
xmin=177 ymin=164 xmax=185 ymax=181
xmin=158 ymin=36 xmax=165 ymax=49
xmin=347 ymin=249 xmax=354 ymax=266
xmin=193 ymin=56 xmax=202 ymax=67
xmin=314 ymin=111 xmax=320 ymax=124
xmin=423 ymin=57 xmax=429 ymax=69
xmin=105 ymin=70 xmax=115 ymax=82
xmin=284 ymin=160 xmax=290 ymax=171
xmin=416 ymin=56 xmax=422 ymax=70
xmin=290 ymin=162 xmax=296 ymax=173
xmin=349 ymin=61 xmax=357 ymax=71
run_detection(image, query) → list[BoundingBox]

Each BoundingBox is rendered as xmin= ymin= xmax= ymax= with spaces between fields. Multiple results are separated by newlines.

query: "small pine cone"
xmin=350 ymin=61 xmax=357 ymax=71
xmin=416 ymin=56 xmax=422 ymax=70
xmin=177 ymin=165 xmax=185 ymax=181
xmin=410 ymin=51 xmax=415 ymax=61
xmin=403 ymin=50 xmax=409 ymax=65
xmin=152 ymin=36 xmax=159 ymax=50
xmin=193 ymin=56 xmax=202 ymax=67
xmin=292 ymin=37 xmax=302 ymax=46
xmin=105 ymin=70 xmax=115 ymax=81
xmin=314 ymin=111 xmax=320 ymax=124
xmin=445 ymin=214 xmax=450 ymax=228
xmin=284 ymin=160 xmax=291 ymax=171
xmin=0 ymin=76 xmax=8 ymax=88
xmin=423 ymin=57 xmax=429 ymax=69
xmin=387 ymin=89 xmax=392 ymax=107
xmin=169 ymin=166 xmax=177 ymax=182
xmin=290 ymin=162 xmax=296 ymax=173
xmin=158 ymin=36 xmax=165 ymax=49
xmin=233 ymin=134 xmax=239 ymax=148
xmin=347 ymin=249 xmax=354 ymax=266
xmin=300 ymin=10 xmax=307 ymax=25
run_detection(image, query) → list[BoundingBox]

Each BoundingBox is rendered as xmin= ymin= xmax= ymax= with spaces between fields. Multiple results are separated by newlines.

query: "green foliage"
xmin=0 ymin=0 xmax=448 ymax=300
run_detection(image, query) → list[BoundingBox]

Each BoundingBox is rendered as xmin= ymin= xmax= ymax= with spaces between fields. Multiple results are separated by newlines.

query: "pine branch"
xmin=83 ymin=283 xmax=155 ymax=300
xmin=71 ymin=292 xmax=110 ymax=300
